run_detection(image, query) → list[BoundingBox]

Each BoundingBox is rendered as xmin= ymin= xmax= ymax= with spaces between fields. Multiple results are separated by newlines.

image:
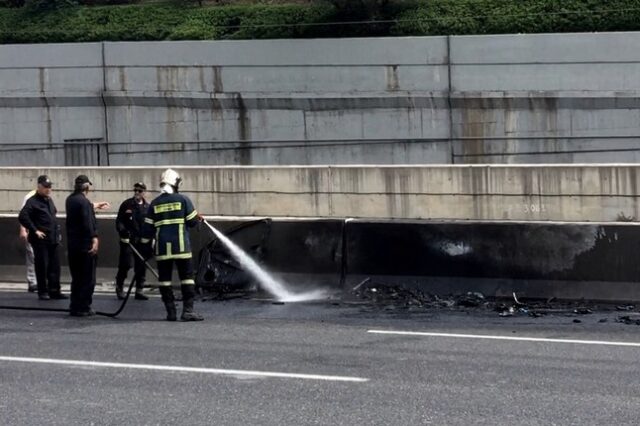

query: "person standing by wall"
xmin=141 ymin=169 xmax=203 ymax=322
xmin=114 ymin=182 xmax=149 ymax=300
xmin=66 ymin=175 xmax=110 ymax=317
xmin=19 ymin=188 xmax=37 ymax=293
xmin=18 ymin=175 xmax=64 ymax=300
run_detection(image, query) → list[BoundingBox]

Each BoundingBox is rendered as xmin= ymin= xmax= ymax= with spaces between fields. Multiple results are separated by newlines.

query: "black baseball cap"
xmin=133 ymin=182 xmax=147 ymax=191
xmin=74 ymin=175 xmax=92 ymax=186
xmin=37 ymin=175 xmax=52 ymax=188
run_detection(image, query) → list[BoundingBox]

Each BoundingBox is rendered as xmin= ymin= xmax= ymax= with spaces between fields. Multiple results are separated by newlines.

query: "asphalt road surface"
xmin=1 ymin=288 xmax=639 ymax=425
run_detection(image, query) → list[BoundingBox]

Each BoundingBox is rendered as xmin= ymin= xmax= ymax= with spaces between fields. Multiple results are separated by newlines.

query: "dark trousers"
xmin=115 ymin=242 xmax=146 ymax=288
xmin=32 ymin=243 xmax=61 ymax=295
xmin=68 ymin=249 xmax=97 ymax=313
xmin=157 ymin=258 xmax=194 ymax=285
xmin=157 ymin=258 xmax=196 ymax=314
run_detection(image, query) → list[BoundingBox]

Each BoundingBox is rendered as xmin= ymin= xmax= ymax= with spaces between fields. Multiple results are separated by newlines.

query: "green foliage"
xmin=0 ymin=3 xmax=336 ymax=43
xmin=1 ymin=0 xmax=26 ymax=8
xmin=170 ymin=4 xmax=334 ymax=40
xmin=25 ymin=0 xmax=78 ymax=12
xmin=325 ymin=0 xmax=389 ymax=19
xmin=1 ymin=0 xmax=640 ymax=43
xmin=392 ymin=0 xmax=640 ymax=36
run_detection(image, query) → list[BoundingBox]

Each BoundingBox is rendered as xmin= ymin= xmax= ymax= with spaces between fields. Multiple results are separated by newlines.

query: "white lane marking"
xmin=0 ymin=356 xmax=368 ymax=383
xmin=367 ymin=330 xmax=640 ymax=348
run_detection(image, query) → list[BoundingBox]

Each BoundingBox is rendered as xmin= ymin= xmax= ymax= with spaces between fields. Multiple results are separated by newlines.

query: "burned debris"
xmin=349 ymin=281 xmax=639 ymax=324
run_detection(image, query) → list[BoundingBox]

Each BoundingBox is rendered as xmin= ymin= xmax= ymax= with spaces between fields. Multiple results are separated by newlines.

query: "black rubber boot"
xmin=159 ymin=286 xmax=177 ymax=321
xmin=115 ymin=277 xmax=126 ymax=300
xmin=180 ymin=285 xmax=204 ymax=322
xmin=134 ymin=278 xmax=148 ymax=300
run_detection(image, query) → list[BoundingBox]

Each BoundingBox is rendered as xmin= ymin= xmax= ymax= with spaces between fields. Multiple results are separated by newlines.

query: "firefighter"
xmin=114 ymin=182 xmax=150 ymax=300
xmin=140 ymin=169 xmax=204 ymax=322
xmin=18 ymin=175 xmax=64 ymax=300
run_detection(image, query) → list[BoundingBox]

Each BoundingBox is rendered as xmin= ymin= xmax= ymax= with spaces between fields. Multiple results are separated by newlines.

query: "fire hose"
xmin=0 ymin=243 xmax=158 ymax=318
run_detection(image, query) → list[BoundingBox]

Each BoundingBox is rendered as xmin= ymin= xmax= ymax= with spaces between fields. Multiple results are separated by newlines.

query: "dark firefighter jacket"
xmin=18 ymin=193 xmax=60 ymax=246
xmin=141 ymin=192 xmax=199 ymax=261
xmin=115 ymin=197 xmax=149 ymax=243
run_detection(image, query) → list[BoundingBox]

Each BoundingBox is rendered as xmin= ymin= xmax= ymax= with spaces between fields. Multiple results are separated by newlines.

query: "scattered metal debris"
xmin=349 ymin=281 xmax=635 ymax=324
xmin=457 ymin=292 xmax=486 ymax=307
xmin=616 ymin=314 xmax=640 ymax=325
xmin=513 ymin=292 xmax=525 ymax=306
xmin=616 ymin=305 xmax=635 ymax=311
xmin=351 ymin=282 xmax=437 ymax=309
xmin=352 ymin=278 xmax=371 ymax=292
xmin=498 ymin=306 xmax=515 ymax=317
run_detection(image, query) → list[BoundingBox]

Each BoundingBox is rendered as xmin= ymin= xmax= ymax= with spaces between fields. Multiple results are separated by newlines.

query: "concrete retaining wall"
xmin=2 ymin=33 xmax=640 ymax=165
xmin=2 ymin=165 xmax=640 ymax=222
xmin=450 ymin=33 xmax=640 ymax=164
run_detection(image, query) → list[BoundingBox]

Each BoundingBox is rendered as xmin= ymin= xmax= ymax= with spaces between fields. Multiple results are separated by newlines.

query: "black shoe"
xmin=115 ymin=282 xmax=125 ymax=300
xmin=49 ymin=292 xmax=68 ymax=300
xmin=181 ymin=311 xmax=204 ymax=321
xmin=38 ymin=293 xmax=50 ymax=300
xmin=164 ymin=302 xmax=177 ymax=321
xmin=134 ymin=291 xmax=149 ymax=301
xmin=28 ymin=285 xmax=37 ymax=293
xmin=180 ymin=285 xmax=203 ymax=321
xmin=69 ymin=309 xmax=95 ymax=317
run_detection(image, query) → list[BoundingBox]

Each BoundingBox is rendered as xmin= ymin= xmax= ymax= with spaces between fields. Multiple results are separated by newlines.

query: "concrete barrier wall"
xmin=1 ymin=216 xmax=638 ymax=302
xmin=2 ymin=33 xmax=640 ymax=165
xmin=343 ymin=219 xmax=640 ymax=302
xmin=2 ymin=165 xmax=640 ymax=222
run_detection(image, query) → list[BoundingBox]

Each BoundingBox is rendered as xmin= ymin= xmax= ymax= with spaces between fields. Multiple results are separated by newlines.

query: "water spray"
xmin=202 ymin=220 xmax=327 ymax=302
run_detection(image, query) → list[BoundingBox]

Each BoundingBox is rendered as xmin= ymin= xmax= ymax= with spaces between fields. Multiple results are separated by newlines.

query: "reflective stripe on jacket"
xmin=141 ymin=193 xmax=199 ymax=261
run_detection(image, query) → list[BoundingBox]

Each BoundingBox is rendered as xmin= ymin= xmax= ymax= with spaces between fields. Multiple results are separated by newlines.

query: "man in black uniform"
xmin=18 ymin=175 xmax=65 ymax=300
xmin=114 ymin=182 xmax=150 ymax=300
xmin=141 ymin=169 xmax=204 ymax=322
xmin=66 ymin=175 xmax=109 ymax=317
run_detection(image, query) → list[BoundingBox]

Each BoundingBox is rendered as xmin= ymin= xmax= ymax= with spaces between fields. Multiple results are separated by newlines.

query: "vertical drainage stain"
xmin=198 ymin=67 xmax=205 ymax=92
xmin=39 ymin=68 xmax=53 ymax=145
xmin=156 ymin=67 xmax=163 ymax=92
xmin=386 ymin=65 xmax=399 ymax=91
xmin=212 ymin=66 xmax=223 ymax=93
xmin=235 ymin=93 xmax=251 ymax=165
xmin=119 ymin=66 xmax=126 ymax=91
xmin=38 ymin=68 xmax=45 ymax=92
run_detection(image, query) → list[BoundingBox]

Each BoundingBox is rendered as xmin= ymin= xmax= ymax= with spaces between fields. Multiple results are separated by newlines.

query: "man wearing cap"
xmin=114 ymin=182 xmax=150 ymax=300
xmin=18 ymin=175 xmax=65 ymax=300
xmin=66 ymin=175 xmax=110 ymax=317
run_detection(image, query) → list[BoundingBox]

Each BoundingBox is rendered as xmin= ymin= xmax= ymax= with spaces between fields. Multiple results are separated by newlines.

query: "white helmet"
xmin=160 ymin=168 xmax=182 ymax=188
